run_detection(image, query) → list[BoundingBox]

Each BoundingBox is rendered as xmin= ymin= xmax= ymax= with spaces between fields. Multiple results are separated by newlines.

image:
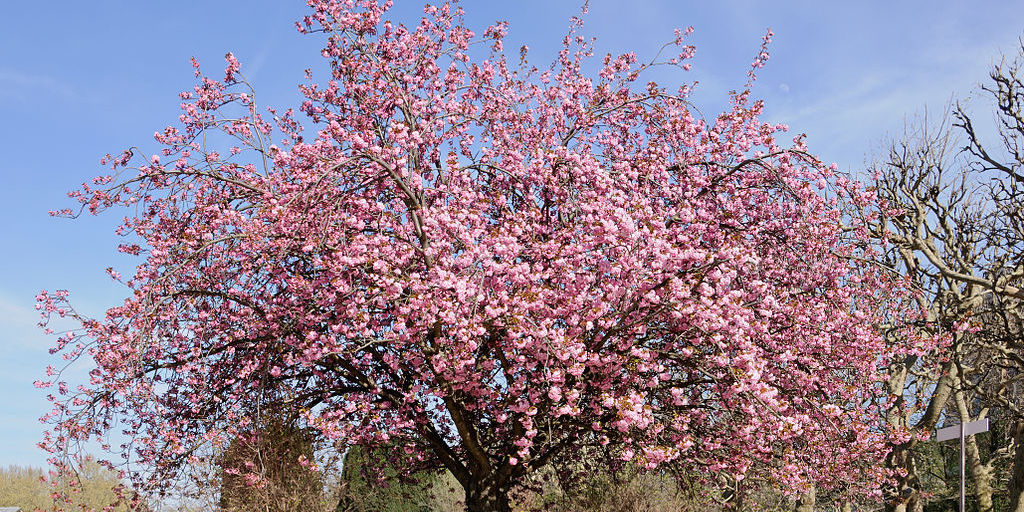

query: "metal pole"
xmin=961 ymin=421 xmax=966 ymax=512
xmin=936 ymin=419 xmax=987 ymax=512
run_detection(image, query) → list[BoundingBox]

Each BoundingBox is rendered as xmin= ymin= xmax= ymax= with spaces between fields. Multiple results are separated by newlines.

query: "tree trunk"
xmin=955 ymin=391 xmax=994 ymax=512
xmin=465 ymin=476 xmax=512 ymax=512
xmin=910 ymin=494 xmax=924 ymax=512
xmin=884 ymin=362 xmax=915 ymax=512
xmin=965 ymin=431 xmax=995 ymax=512
xmin=1009 ymin=422 xmax=1024 ymax=512
xmin=884 ymin=444 xmax=923 ymax=512
xmin=882 ymin=360 xmax=954 ymax=512
xmin=735 ymin=477 xmax=745 ymax=511
xmin=794 ymin=485 xmax=815 ymax=512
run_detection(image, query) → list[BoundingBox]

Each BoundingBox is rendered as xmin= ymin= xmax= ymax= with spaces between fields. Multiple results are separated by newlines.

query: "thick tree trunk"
xmin=884 ymin=444 xmax=924 ymax=512
xmin=1009 ymin=422 xmax=1024 ymax=512
xmin=965 ymin=431 xmax=995 ymax=512
xmin=884 ymin=362 xmax=915 ymax=512
xmin=882 ymin=360 xmax=954 ymax=512
xmin=794 ymin=485 xmax=815 ymax=512
xmin=955 ymin=392 xmax=994 ymax=512
xmin=720 ymin=473 xmax=745 ymax=511
xmin=465 ymin=476 xmax=512 ymax=512
xmin=735 ymin=477 xmax=745 ymax=511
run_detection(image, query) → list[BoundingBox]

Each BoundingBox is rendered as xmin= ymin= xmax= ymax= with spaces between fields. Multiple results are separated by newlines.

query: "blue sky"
xmin=1 ymin=1 xmax=1021 ymax=469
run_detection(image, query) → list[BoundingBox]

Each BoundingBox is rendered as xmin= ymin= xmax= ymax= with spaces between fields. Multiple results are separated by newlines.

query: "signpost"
xmin=936 ymin=418 xmax=989 ymax=512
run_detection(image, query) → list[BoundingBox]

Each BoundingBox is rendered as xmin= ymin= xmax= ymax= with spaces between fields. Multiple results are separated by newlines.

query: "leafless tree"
xmin=868 ymin=39 xmax=1024 ymax=512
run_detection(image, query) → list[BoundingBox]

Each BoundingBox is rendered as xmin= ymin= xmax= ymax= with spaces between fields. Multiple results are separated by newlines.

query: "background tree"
xmin=336 ymin=444 xmax=460 ymax=512
xmin=217 ymin=409 xmax=329 ymax=512
xmin=0 ymin=465 xmax=49 ymax=511
xmin=867 ymin=40 xmax=1024 ymax=512
xmin=0 ymin=459 xmax=145 ymax=512
xmin=37 ymin=1 xmax=918 ymax=510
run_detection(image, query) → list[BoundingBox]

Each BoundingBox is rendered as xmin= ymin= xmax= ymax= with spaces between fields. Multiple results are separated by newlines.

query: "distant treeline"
xmin=0 ymin=459 xmax=133 ymax=511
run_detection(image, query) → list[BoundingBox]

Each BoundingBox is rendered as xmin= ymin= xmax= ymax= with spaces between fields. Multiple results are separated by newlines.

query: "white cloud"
xmin=0 ymin=293 xmax=39 ymax=347
xmin=762 ymin=35 xmax=1014 ymax=174
xmin=0 ymin=289 xmax=79 ymax=366
xmin=0 ymin=68 xmax=77 ymax=103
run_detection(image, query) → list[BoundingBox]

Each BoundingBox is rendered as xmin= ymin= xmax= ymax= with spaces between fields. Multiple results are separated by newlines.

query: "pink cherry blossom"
xmin=38 ymin=2 xmax=927 ymax=510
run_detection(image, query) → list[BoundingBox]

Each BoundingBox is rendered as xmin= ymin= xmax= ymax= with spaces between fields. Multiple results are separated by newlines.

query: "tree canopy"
xmin=36 ymin=1 xmax=919 ymax=509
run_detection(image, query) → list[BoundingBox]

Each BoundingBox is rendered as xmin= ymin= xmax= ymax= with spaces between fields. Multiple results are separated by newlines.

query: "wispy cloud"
xmin=0 ymin=68 xmax=77 ymax=104
xmin=763 ymin=35 xmax=1013 ymax=174
xmin=0 ymin=292 xmax=45 ymax=351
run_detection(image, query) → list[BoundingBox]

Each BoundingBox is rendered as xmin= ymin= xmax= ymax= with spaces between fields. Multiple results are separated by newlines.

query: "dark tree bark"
xmin=1009 ymin=422 xmax=1024 ymax=512
xmin=464 ymin=474 xmax=512 ymax=512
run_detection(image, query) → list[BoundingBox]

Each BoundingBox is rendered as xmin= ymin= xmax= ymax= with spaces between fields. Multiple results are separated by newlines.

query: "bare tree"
xmin=868 ymin=39 xmax=1024 ymax=512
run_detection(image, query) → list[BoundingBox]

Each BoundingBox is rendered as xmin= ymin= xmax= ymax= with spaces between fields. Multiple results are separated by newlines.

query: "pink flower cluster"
xmin=38 ymin=0 xmax=926 ymax=502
